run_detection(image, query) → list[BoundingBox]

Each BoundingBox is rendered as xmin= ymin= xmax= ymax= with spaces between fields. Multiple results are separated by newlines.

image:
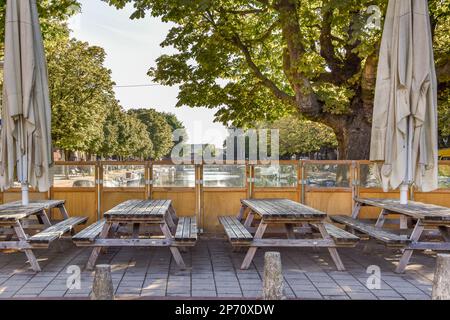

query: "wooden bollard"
xmin=432 ymin=254 xmax=450 ymax=300
xmin=263 ymin=252 xmax=285 ymax=300
xmin=91 ymin=265 xmax=114 ymax=300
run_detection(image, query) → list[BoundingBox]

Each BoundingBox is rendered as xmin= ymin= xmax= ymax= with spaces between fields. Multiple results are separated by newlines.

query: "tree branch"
xmin=274 ymin=0 xmax=322 ymax=117
xmin=319 ymin=4 xmax=343 ymax=75
xmin=230 ymin=33 xmax=296 ymax=107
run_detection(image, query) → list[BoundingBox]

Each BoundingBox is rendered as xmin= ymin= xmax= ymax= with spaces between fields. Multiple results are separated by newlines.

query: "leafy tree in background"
xmin=128 ymin=108 xmax=174 ymax=159
xmin=116 ymin=111 xmax=154 ymax=159
xmin=162 ymin=112 xmax=184 ymax=131
xmin=46 ymin=34 xmax=115 ymax=158
xmin=266 ymin=115 xmax=338 ymax=158
xmin=106 ymin=0 xmax=449 ymax=160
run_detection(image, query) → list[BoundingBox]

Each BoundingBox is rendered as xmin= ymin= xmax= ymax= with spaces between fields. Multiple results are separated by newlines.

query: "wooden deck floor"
xmin=0 ymin=238 xmax=436 ymax=300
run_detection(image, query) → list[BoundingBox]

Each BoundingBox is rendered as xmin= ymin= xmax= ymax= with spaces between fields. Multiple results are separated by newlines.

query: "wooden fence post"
xmin=263 ymin=252 xmax=285 ymax=300
xmin=91 ymin=264 xmax=114 ymax=300
xmin=432 ymin=254 xmax=450 ymax=300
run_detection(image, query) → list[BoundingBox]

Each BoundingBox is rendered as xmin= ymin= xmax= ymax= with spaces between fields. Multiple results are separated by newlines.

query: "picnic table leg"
xmin=160 ymin=223 xmax=186 ymax=269
xmin=316 ymin=223 xmax=346 ymax=271
xmin=438 ymin=226 xmax=450 ymax=242
xmin=38 ymin=210 xmax=65 ymax=252
xmin=395 ymin=221 xmax=425 ymax=274
xmin=168 ymin=204 xmax=178 ymax=224
xmin=13 ymin=222 xmax=41 ymax=272
xmin=399 ymin=215 xmax=409 ymax=230
xmin=237 ymin=205 xmax=248 ymax=222
xmin=87 ymin=222 xmax=112 ymax=271
xmin=285 ymin=224 xmax=296 ymax=239
xmin=165 ymin=211 xmax=176 ymax=232
xmin=346 ymin=203 xmax=363 ymax=235
xmin=243 ymin=211 xmax=255 ymax=228
xmin=351 ymin=202 xmax=362 ymax=219
xmin=58 ymin=204 xmax=70 ymax=220
xmin=241 ymin=222 xmax=268 ymax=270
xmin=364 ymin=209 xmax=389 ymax=253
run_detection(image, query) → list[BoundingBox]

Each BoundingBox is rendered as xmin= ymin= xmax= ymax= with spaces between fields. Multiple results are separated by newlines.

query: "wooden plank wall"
xmin=0 ymin=160 xmax=449 ymax=233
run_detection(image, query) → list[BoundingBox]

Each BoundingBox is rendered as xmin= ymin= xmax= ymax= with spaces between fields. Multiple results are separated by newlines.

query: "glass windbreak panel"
xmin=51 ymin=165 xmax=96 ymax=188
xmin=254 ymin=165 xmax=297 ymax=188
xmin=153 ymin=165 xmax=195 ymax=187
xmin=359 ymin=163 xmax=382 ymax=188
xmin=438 ymin=164 xmax=450 ymax=189
xmin=103 ymin=165 xmax=145 ymax=188
xmin=305 ymin=164 xmax=350 ymax=188
xmin=203 ymin=165 xmax=246 ymax=188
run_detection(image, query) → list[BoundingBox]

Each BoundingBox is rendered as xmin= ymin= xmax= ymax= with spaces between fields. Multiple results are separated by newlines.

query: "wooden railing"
xmin=1 ymin=160 xmax=449 ymax=233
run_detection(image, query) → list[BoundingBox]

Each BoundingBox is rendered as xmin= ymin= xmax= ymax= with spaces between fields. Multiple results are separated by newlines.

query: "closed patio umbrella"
xmin=0 ymin=0 xmax=53 ymax=204
xmin=370 ymin=0 xmax=438 ymax=204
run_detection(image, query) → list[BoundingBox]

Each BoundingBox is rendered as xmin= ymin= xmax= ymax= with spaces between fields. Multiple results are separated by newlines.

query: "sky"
xmin=68 ymin=0 xmax=228 ymax=147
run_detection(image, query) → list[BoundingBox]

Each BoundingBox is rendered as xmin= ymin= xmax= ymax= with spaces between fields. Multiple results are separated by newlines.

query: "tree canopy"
xmin=47 ymin=35 xmax=114 ymax=154
xmin=128 ymin=108 xmax=175 ymax=159
xmin=265 ymin=115 xmax=338 ymax=158
xmin=1 ymin=2 xmax=186 ymax=160
xmin=106 ymin=0 xmax=450 ymax=160
xmin=0 ymin=0 xmax=80 ymax=55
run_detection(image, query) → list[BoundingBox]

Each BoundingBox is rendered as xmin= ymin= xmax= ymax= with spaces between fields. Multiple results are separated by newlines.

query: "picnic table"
xmin=331 ymin=198 xmax=450 ymax=273
xmin=73 ymin=200 xmax=198 ymax=270
xmin=0 ymin=200 xmax=87 ymax=272
xmin=219 ymin=199 xmax=359 ymax=271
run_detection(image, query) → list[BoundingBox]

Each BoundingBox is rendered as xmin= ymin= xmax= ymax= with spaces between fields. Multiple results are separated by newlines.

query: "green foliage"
xmin=265 ymin=115 xmax=338 ymax=157
xmin=0 ymin=0 xmax=80 ymax=58
xmin=105 ymin=0 xmax=449 ymax=158
xmin=47 ymin=35 xmax=115 ymax=154
xmin=117 ymin=111 xmax=154 ymax=159
xmin=128 ymin=108 xmax=175 ymax=159
xmin=161 ymin=112 xmax=184 ymax=131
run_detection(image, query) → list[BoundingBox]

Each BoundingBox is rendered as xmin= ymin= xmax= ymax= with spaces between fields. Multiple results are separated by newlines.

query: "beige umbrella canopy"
xmin=0 ymin=0 xmax=53 ymax=202
xmin=370 ymin=0 xmax=438 ymax=202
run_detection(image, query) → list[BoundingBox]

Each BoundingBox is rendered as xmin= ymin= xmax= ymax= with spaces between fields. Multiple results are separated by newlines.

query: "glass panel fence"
xmin=203 ymin=165 xmax=246 ymax=188
xmin=103 ymin=165 xmax=145 ymax=188
xmin=153 ymin=165 xmax=195 ymax=187
xmin=51 ymin=165 xmax=96 ymax=188
xmin=438 ymin=164 xmax=450 ymax=189
xmin=254 ymin=165 xmax=297 ymax=188
xmin=304 ymin=163 xmax=350 ymax=188
xmin=359 ymin=163 xmax=382 ymax=189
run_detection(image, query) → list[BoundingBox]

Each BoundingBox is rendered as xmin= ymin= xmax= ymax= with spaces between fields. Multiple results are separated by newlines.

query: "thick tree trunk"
xmin=335 ymin=113 xmax=372 ymax=160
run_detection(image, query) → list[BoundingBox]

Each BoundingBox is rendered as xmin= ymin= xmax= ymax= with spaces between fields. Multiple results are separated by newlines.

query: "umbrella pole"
xmin=20 ymin=154 xmax=29 ymax=206
xmin=401 ymin=116 xmax=414 ymax=205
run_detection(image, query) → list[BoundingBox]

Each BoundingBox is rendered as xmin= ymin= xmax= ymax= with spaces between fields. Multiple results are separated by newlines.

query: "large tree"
xmin=128 ymin=108 xmax=174 ymax=159
xmin=47 ymin=34 xmax=116 ymax=156
xmin=106 ymin=0 xmax=449 ymax=160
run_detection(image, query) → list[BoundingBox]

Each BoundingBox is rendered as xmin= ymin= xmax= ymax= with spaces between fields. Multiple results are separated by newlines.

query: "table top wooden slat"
xmin=356 ymin=198 xmax=450 ymax=222
xmin=103 ymin=199 xmax=172 ymax=221
xmin=241 ymin=199 xmax=327 ymax=221
xmin=0 ymin=200 xmax=65 ymax=222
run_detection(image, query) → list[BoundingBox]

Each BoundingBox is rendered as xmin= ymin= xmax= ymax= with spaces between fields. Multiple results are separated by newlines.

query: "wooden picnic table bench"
xmin=219 ymin=199 xmax=359 ymax=271
xmin=0 ymin=200 xmax=87 ymax=272
xmin=330 ymin=198 xmax=450 ymax=273
xmin=73 ymin=199 xmax=197 ymax=270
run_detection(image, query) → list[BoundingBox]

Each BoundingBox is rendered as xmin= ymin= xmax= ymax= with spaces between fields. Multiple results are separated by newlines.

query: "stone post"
xmin=91 ymin=264 xmax=114 ymax=300
xmin=432 ymin=254 xmax=450 ymax=300
xmin=263 ymin=252 xmax=284 ymax=300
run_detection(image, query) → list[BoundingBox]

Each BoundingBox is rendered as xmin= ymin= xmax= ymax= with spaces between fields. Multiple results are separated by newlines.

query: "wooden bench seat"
xmin=311 ymin=223 xmax=360 ymax=247
xmin=330 ymin=215 xmax=410 ymax=247
xmin=72 ymin=219 xmax=106 ymax=245
xmin=219 ymin=216 xmax=253 ymax=245
xmin=174 ymin=217 xmax=198 ymax=245
xmin=29 ymin=217 xmax=88 ymax=247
